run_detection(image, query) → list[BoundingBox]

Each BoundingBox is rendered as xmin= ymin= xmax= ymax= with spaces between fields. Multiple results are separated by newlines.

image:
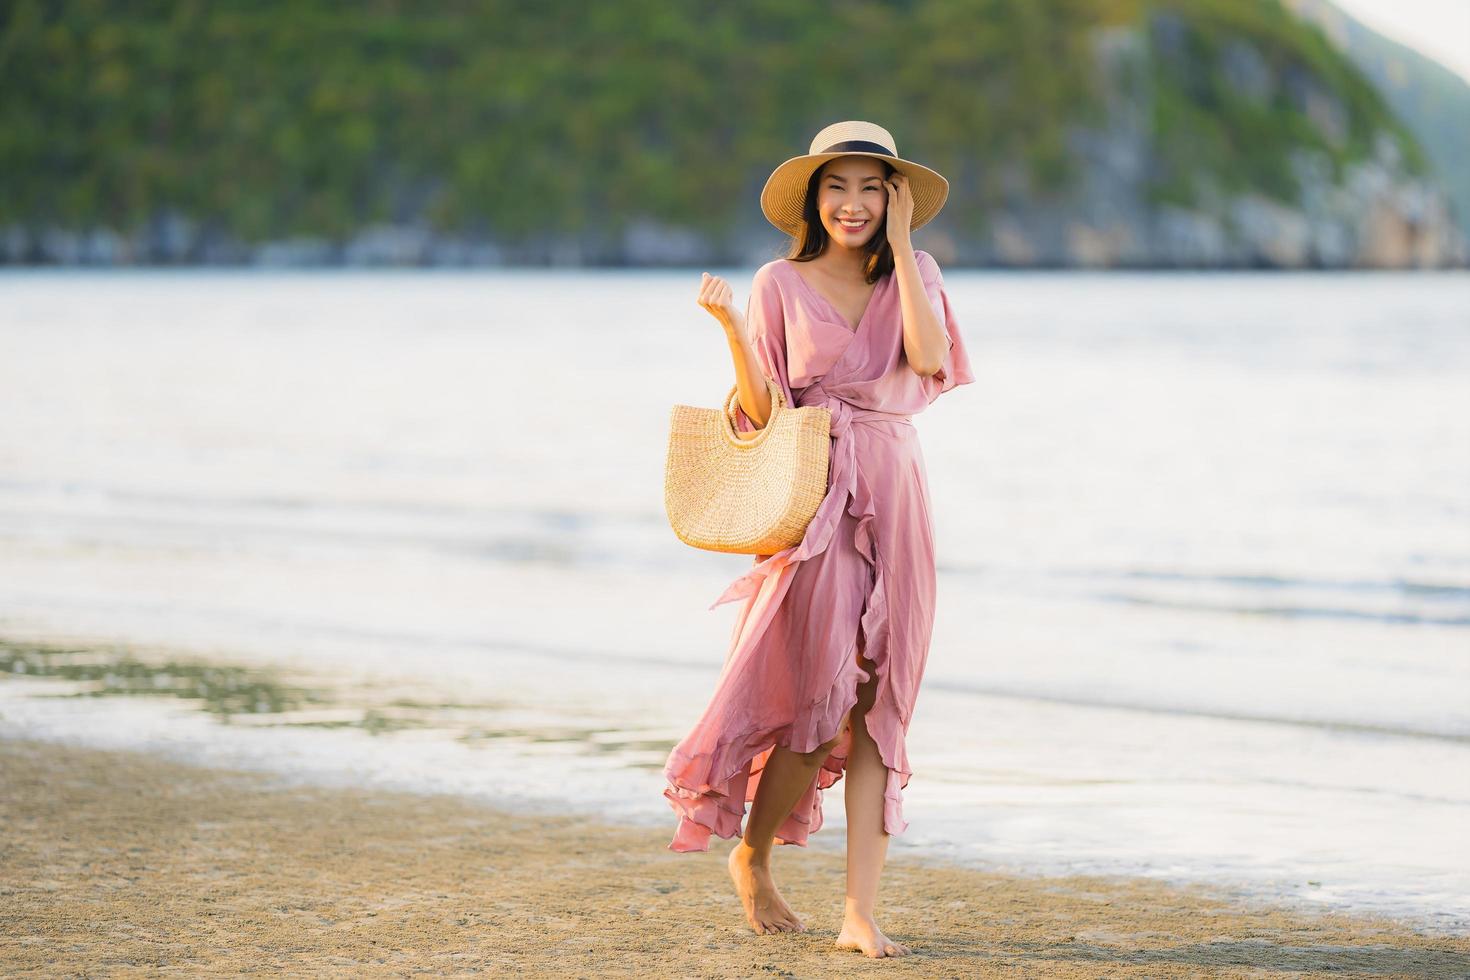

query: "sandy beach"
xmin=1 ymin=738 xmax=1466 ymax=978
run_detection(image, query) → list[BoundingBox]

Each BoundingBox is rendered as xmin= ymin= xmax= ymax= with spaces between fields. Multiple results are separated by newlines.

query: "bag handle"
xmin=722 ymin=375 xmax=785 ymax=449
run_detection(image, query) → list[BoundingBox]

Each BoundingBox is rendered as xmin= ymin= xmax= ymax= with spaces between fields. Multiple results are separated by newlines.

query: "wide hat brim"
xmin=760 ymin=151 xmax=949 ymax=238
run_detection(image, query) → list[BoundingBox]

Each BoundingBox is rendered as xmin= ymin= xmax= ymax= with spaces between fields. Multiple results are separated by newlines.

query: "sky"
xmin=1331 ymin=0 xmax=1470 ymax=82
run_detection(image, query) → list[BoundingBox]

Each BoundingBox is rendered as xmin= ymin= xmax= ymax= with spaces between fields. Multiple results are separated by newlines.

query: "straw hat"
xmin=760 ymin=120 xmax=950 ymax=237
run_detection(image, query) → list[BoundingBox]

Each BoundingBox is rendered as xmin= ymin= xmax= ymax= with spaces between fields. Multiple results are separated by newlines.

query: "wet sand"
xmin=1 ymin=738 xmax=1466 ymax=978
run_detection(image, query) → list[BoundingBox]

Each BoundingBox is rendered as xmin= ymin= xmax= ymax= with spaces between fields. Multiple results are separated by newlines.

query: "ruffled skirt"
xmin=662 ymin=417 xmax=928 ymax=852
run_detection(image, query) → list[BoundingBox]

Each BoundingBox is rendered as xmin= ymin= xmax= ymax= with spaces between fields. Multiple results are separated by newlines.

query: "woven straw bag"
xmin=664 ymin=375 xmax=832 ymax=554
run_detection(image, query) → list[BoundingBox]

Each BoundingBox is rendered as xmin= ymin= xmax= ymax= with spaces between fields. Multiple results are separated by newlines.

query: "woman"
xmin=662 ymin=120 xmax=974 ymax=959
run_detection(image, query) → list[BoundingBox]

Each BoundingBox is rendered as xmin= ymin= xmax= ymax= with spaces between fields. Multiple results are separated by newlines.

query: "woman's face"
xmin=815 ymin=156 xmax=888 ymax=249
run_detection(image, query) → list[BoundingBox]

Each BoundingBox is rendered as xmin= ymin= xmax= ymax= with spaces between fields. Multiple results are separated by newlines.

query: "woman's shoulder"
xmin=912 ymin=249 xmax=949 ymax=289
xmin=755 ymin=257 xmax=789 ymax=282
xmin=750 ymin=258 xmax=794 ymax=298
xmin=743 ymin=261 xmax=790 ymax=334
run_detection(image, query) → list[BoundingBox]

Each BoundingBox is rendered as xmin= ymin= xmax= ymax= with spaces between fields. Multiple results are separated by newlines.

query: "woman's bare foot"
xmin=835 ymin=913 xmax=910 ymax=957
xmin=726 ymin=840 xmax=806 ymax=935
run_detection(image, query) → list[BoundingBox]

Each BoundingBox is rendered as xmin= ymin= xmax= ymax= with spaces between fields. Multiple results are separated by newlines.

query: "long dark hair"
xmin=784 ymin=157 xmax=898 ymax=284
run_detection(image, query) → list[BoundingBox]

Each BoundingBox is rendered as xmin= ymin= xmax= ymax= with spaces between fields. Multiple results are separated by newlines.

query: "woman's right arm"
xmin=699 ymin=271 xmax=773 ymax=429
xmin=726 ymin=316 xmax=772 ymax=429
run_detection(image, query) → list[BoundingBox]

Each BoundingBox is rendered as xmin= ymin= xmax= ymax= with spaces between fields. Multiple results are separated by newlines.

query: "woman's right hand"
xmin=697 ymin=272 xmax=742 ymax=333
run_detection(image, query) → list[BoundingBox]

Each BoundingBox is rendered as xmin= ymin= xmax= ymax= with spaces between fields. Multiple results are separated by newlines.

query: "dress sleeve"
xmin=731 ymin=264 xmax=795 ymax=433
xmin=915 ymin=249 xmax=975 ymax=405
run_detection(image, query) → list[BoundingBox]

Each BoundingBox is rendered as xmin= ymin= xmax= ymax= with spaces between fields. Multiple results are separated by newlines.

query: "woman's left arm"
xmin=892 ymin=246 xmax=949 ymax=376
xmin=884 ymin=173 xmax=948 ymax=377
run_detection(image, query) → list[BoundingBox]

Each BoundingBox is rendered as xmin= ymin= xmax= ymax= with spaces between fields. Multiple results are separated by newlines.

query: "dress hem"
xmin=663 ymin=479 xmax=913 ymax=853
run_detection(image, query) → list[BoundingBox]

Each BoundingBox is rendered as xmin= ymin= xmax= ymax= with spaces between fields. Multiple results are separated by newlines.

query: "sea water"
xmin=1 ymin=265 xmax=1466 ymax=934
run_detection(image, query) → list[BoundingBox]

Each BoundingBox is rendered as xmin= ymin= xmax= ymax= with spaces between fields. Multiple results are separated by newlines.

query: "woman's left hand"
xmin=883 ymin=171 xmax=914 ymax=250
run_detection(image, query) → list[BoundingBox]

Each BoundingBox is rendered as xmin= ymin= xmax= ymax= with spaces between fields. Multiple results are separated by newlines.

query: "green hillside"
xmin=0 ymin=0 xmax=1431 ymax=253
xmin=1145 ymin=0 xmax=1425 ymax=205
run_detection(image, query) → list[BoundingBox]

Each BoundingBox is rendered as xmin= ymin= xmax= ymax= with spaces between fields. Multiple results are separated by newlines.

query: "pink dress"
xmin=663 ymin=248 xmax=975 ymax=852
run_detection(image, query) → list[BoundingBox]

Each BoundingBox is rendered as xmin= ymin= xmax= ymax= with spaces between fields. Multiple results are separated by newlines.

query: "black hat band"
xmin=819 ymin=139 xmax=894 ymax=156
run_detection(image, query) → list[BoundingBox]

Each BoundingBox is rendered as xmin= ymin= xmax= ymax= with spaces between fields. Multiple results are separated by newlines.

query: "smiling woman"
xmin=667 ymin=120 xmax=973 ymax=959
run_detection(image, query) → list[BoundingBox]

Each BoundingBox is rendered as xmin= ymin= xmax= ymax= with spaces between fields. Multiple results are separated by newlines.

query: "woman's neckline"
xmin=780 ymin=258 xmax=888 ymax=334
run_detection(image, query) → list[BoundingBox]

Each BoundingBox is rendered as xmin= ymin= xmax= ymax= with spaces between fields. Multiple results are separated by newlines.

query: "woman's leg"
xmin=729 ymin=717 xmax=847 ymax=935
xmin=836 ymin=647 xmax=912 ymax=958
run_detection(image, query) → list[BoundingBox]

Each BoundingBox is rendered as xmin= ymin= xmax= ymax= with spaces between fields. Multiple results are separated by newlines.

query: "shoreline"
xmin=3 ymin=737 xmax=1467 ymax=977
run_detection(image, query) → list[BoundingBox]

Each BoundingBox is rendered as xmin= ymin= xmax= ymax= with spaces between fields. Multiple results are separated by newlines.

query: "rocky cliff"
xmin=913 ymin=10 xmax=1466 ymax=269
